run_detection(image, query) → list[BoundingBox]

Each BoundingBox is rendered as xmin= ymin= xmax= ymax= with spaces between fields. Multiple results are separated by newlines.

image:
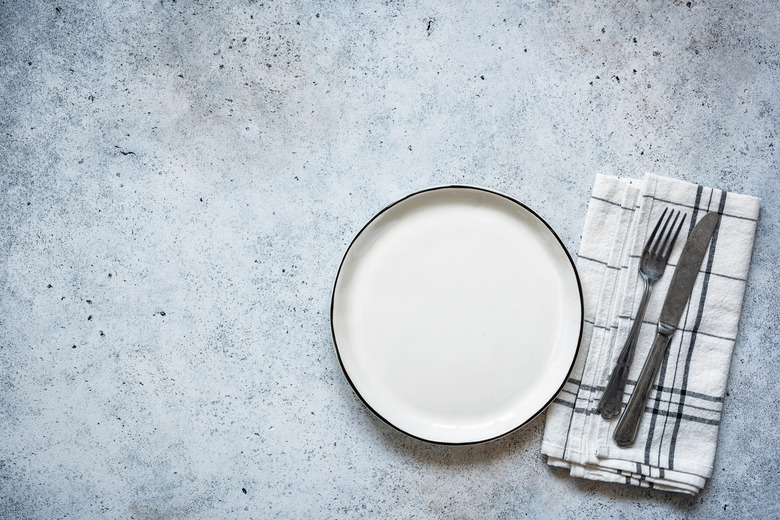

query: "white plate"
xmin=331 ymin=186 xmax=583 ymax=444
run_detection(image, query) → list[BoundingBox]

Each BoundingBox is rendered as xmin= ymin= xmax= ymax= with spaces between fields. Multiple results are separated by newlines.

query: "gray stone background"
xmin=1 ymin=1 xmax=777 ymax=518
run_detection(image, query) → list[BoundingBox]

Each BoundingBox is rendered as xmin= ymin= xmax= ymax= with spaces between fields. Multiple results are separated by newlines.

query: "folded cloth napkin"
xmin=541 ymin=173 xmax=760 ymax=494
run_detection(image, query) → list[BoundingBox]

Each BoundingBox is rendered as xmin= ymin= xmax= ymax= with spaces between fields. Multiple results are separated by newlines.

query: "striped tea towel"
xmin=541 ymin=173 xmax=760 ymax=494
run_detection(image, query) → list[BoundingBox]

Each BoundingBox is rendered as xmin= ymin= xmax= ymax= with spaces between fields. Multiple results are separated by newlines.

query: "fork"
xmin=597 ymin=208 xmax=686 ymax=419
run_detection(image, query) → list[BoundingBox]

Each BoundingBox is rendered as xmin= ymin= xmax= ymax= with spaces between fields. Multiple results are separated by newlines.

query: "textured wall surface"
xmin=1 ymin=1 xmax=777 ymax=518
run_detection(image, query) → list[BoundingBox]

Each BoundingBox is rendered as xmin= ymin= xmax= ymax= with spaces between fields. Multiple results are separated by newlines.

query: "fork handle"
xmin=598 ymin=361 xmax=631 ymax=419
xmin=597 ymin=280 xmax=652 ymax=419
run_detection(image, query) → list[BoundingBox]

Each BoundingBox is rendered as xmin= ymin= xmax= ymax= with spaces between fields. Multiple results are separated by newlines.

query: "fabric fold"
xmin=541 ymin=173 xmax=760 ymax=494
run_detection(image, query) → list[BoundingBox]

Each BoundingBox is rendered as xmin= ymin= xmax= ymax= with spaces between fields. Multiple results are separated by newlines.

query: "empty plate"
xmin=331 ymin=186 xmax=583 ymax=444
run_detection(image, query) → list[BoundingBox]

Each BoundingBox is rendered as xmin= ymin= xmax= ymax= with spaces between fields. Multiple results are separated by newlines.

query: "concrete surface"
xmin=1 ymin=1 xmax=778 ymax=518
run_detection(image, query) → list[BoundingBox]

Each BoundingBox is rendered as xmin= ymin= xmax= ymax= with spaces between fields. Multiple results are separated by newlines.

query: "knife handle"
xmin=613 ymin=329 xmax=673 ymax=447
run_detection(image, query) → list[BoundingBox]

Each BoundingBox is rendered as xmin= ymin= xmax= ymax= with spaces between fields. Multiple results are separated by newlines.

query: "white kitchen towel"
xmin=541 ymin=173 xmax=760 ymax=494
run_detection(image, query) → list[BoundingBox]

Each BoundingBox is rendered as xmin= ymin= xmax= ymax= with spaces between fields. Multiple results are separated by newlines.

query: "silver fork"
xmin=597 ymin=208 xmax=686 ymax=419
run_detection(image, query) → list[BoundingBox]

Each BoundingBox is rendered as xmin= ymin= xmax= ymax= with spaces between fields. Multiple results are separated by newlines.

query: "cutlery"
xmin=598 ymin=208 xmax=685 ymax=419
xmin=613 ymin=211 xmax=720 ymax=447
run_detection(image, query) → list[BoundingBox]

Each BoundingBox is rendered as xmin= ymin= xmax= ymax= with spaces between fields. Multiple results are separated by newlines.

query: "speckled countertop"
xmin=1 ymin=1 xmax=778 ymax=518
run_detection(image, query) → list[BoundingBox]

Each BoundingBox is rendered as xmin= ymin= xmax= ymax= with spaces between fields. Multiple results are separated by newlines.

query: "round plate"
xmin=331 ymin=186 xmax=583 ymax=444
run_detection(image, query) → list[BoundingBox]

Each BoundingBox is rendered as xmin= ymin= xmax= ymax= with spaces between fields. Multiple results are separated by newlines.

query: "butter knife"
xmin=613 ymin=211 xmax=720 ymax=447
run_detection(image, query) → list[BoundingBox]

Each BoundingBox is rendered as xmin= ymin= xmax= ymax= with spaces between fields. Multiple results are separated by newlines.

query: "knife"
xmin=613 ymin=211 xmax=720 ymax=447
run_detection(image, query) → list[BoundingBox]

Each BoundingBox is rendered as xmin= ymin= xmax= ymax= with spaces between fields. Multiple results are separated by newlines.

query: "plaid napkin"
xmin=541 ymin=173 xmax=760 ymax=494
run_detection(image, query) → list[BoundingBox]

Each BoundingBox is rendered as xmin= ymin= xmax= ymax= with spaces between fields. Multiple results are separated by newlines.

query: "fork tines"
xmin=647 ymin=208 xmax=686 ymax=260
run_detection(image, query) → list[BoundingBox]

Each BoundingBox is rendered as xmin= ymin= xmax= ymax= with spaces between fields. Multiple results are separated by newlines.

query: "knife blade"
xmin=613 ymin=211 xmax=720 ymax=447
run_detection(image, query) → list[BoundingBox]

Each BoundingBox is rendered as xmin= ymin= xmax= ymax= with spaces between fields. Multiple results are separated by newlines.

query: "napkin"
xmin=541 ymin=173 xmax=760 ymax=494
